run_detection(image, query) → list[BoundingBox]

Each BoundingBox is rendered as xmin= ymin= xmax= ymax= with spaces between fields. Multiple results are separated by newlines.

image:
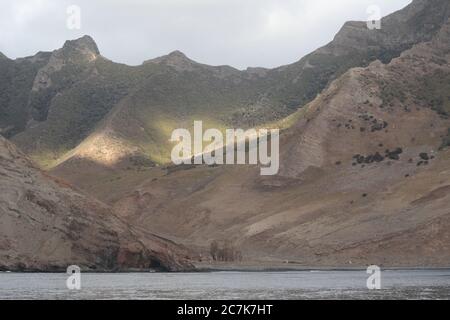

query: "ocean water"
xmin=0 ymin=270 xmax=450 ymax=300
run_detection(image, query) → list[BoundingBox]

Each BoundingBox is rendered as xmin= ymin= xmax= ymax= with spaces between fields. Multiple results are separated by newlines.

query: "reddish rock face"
xmin=0 ymin=136 xmax=193 ymax=272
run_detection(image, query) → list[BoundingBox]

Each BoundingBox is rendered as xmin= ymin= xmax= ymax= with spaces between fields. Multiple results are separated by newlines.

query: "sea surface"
xmin=1 ymin=269 xmax=450 ymax=300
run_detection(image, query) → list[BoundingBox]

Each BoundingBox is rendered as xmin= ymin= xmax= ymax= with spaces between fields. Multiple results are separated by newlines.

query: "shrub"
xmin=439 ymin=128 xmax=450 ymax=150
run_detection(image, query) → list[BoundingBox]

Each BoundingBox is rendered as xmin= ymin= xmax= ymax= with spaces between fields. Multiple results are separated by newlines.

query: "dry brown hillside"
xmin=51 ymin=17 xmax=450 ymax=268
xmin=0 ymin=0 xmax=444 ymax=269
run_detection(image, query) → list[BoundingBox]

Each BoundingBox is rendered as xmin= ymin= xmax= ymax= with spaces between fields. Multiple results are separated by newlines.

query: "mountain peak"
xmin=144 ymin=50 xmax=196 ymax=71
xmin=167 ymin=50 xmax=188 ymax=58
xmin=322 ymin=0 xmax=450 ymax=57
xmin=62 ymin=35 xmax=100 ymax=56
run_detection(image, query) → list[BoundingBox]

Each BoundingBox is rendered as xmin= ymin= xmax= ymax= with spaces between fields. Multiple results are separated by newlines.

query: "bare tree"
xmin=210 ymin=240 xmax=219 ymax=261
xmin=210 ymin=240 xmax=243 ymax=262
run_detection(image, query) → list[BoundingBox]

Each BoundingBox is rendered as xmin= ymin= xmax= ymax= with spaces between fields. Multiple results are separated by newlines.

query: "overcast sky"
xmin=0 ymin=0 xmax=411 ymax=69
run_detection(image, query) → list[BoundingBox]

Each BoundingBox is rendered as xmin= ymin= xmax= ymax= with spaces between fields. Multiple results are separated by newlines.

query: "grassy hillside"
xmin=4 ymin=0 xmax=450 ymax=170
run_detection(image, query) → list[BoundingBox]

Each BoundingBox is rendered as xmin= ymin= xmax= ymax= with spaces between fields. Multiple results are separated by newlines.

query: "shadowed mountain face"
xmin=0 ymin=51 xmax=51 ymax=137
xmin=1 ymin=0 xmax=450 ymax=268
xmin=264 ymin=0 xmax=450 ymax=112
xmin=0 ymin=136 xmax=192 ymax=271
xmin=1 ymin=0 xmax=449 ymax=170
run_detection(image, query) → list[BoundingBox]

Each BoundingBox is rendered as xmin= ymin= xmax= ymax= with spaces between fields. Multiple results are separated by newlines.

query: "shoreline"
xmin=2 ymin=265 xmax=450 ymax=274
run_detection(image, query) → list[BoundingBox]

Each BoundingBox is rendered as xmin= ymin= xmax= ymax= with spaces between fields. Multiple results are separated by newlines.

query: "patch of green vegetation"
xmin=12 ymin=57 xmax=154 ymax=166
xmin=266 ymin=48 xmax=402 ymax=114
xmin=380 ymin=80 xmax=407 ymax=107
xmin=440 ymin=128 xmax=450 ymax=150
xmin=418 ymin=70 xmax=450 ymax=117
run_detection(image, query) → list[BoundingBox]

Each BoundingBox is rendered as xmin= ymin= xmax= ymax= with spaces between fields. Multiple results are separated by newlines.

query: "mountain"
xmin=50 ymin=4 xmax=450 ymax=267
xmin=279 ymin=17 xmax=450 ymax=177
xmin=262 ymin=0 xmax=450 ymax=112
xmin=1 ymin=0 xmax=450 ymax=267
xmin=0 ymin=136 xmax=192 ymax=271
xmin=2 ymin=0 xmax=448 ymax=172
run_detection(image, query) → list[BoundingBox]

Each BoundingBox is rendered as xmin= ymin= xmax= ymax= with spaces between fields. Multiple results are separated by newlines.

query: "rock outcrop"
xmin=0 ymin=136 xmax=193 ymax=271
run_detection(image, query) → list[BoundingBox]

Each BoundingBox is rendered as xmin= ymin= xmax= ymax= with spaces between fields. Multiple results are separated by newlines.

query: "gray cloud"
xmin=0 ymin=0 xmax=411 ymax=69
